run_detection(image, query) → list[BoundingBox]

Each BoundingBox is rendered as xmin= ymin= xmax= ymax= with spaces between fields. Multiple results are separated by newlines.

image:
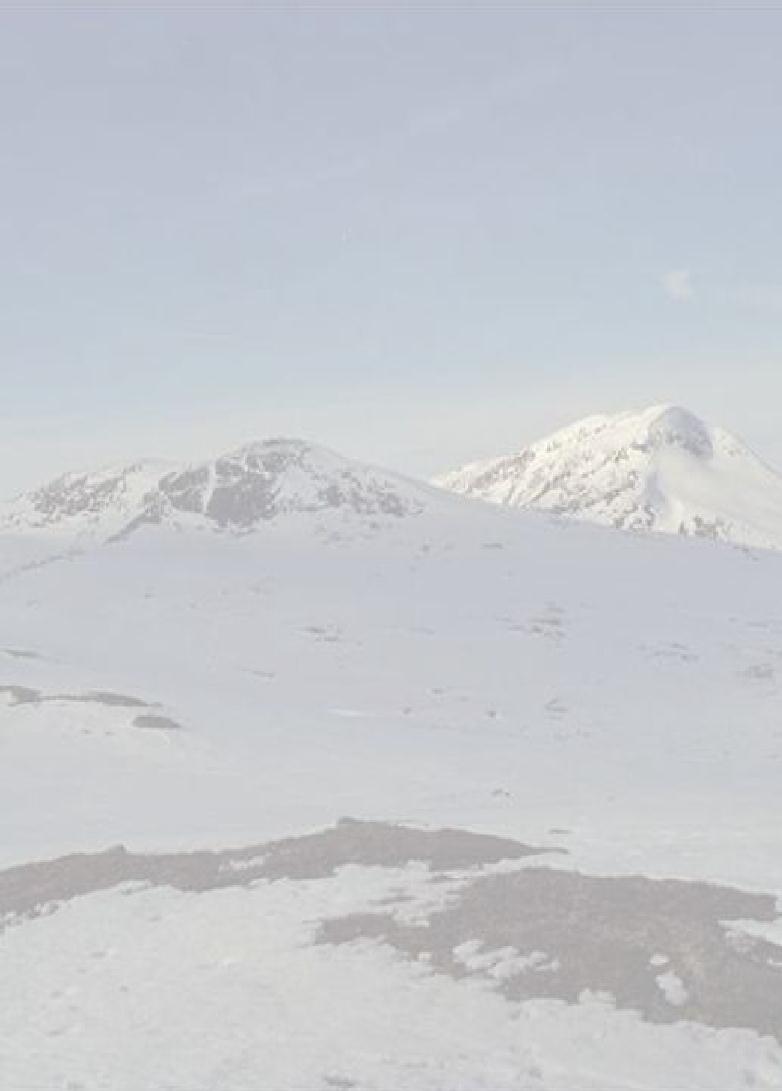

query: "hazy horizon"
xmin=3 ymin=394 xmax=782 ymax=503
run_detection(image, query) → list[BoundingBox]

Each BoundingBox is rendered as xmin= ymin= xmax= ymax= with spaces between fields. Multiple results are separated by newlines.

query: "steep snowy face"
xmin=435 ymin=405 xmax=782 ymax=551
xmin=152 ymin=438 xmax=425 ymax=529
xmin=1 ymin=439 xmax=426 ymax=542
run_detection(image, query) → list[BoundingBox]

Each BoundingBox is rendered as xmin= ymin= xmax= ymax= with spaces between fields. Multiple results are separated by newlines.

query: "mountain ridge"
xmin=0 ymin=438 xmax=432 ymax=543
xmin=6 ymin=407 xmax=782 ymax=553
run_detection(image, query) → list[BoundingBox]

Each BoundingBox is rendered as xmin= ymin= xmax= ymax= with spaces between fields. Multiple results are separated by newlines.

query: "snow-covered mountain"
xmin=435 ymin=405 xmax=782 ymax=551
xmin=1 ymin=438 xmax=430 ymax=542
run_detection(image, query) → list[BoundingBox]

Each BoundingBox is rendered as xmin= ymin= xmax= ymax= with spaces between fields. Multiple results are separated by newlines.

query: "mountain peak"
xmin=637 ymin=404 xmax=714 ymax=458
xmin=435 ymin=406 xmax=782 ymax=551
xmin=1 ymin=438 xmax=427 ymax=541
xmin=540 ymin=404 xmax=714 ymax=460
xmin=154 ymin=436 xmax=424 ymax=530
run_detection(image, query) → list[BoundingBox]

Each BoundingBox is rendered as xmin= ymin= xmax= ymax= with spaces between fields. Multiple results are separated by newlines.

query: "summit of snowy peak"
xmin=152 ymin=436 xmax=426 ymax=529
xmin=435 ymin=406 xmax=782 ymax=551
xmin=521 ymin=405 xmax=714 ymax=461
xmin=641 ymin=405 xmax=714 ymax=459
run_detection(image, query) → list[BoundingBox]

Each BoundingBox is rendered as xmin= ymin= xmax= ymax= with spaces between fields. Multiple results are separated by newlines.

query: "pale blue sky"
xmin=1 ymin=5 xmax=781 ymax=492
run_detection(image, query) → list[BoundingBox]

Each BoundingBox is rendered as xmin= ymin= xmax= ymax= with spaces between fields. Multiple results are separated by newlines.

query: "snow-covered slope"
xmin=436 ymin=405 xmax=782 ymax=551
xmin=2 ymin=435 xmax=782 ymax=1090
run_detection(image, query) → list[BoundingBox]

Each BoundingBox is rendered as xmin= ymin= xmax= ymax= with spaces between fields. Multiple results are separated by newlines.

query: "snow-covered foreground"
xmin=3 ymin=823 xmax=782 ymax=1091
xmin=1 ymin=445 xmax=781 ymax=1089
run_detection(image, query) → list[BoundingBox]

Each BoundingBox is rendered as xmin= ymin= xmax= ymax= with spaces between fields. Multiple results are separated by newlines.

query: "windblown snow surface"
xmin=1 ymin=437 xmax=782 ymax=1090
xmin=435 ymin=404 xmax=782 ymax=552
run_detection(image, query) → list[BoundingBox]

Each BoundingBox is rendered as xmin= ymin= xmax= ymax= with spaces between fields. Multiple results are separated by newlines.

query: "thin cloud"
xmin=662 ymin=269 xmax=694 ymax=302
xmin=739 ymin=283 xmax=782 ymax=312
